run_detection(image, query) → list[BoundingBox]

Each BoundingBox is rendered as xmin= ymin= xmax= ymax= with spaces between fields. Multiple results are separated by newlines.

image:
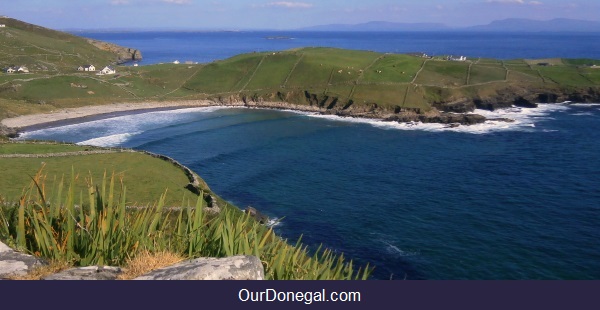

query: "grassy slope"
xmin=182 ymin=49 xmax=600 ymax=112
xmin=0 ymin=18 xmax=118 ymax=73
xmin=1 ymin=18 xmax=599 ymax=119
xmin=0 ymin=142 xmax=207 ymax=207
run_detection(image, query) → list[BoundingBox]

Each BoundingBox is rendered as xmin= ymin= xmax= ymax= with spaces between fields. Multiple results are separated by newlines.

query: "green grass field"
xmin=0 ymin=143 xmax=201 ymax=207
xmin=362 ymin=54 xmax=424 ymax=84
xmin=538 ymin=66 xmax=595 ymax=86
xmin=1 ymin=17 xmax=599 ymax=125
xmin=469 ymin=64 xmax=507 ymax=85
xmin=0 ymin=143 xmax=87 ymax=154
xmin=415 ymin=60 xmax=470 ymax=87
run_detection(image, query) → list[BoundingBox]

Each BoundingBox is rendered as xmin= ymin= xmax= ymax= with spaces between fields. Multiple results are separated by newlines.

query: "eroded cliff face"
xmin=434 ymin=85 xmax=600 ymax=112
xmin=207 ymin=90 xmax=489 ymax=125
xmin=205 ymin=85 xmax=600 ymax=126
xmin=86 ymin=39 xmax=143 ymax=63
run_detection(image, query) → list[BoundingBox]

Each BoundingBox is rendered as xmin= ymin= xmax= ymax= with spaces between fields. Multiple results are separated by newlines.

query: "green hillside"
xmin=0 ymin=142 xmax=209 ymax=207
xmin=0 ymin=17 xmax=122 ymax=73
xmin=0 ymin=141 xmax=372 ymax=280
xmin=1 ymin=18 xmax=600 ymax=124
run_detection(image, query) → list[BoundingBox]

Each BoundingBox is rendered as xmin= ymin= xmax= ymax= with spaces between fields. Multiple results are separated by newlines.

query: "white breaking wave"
xmin=18 ymin=106 xmax=234 ymax=144
xmin=151 ymin=106 xmax=231 ymax=115
xmin=266 ymin=217 xmax=283 ymax=228
xmin=567 ymin=103 xmax=600 ymax=107
xmin=77 ymin=132 xmax=143 ymax=147
xmin=306 ymin=103 xmax=576 ymax=134
xmin=382 ymin=241 xmax=420 ymax=257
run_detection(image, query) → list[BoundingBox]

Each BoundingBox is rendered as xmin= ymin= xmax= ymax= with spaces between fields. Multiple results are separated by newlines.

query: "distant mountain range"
xmin=300 ymin=21 xmax=450 ymax=32
xmin=300 ymin=18 xmax=600 ymax=32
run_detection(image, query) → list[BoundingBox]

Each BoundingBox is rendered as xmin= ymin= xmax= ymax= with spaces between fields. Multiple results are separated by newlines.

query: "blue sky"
xmin=1 ymin=0 xmax=598 ymax=30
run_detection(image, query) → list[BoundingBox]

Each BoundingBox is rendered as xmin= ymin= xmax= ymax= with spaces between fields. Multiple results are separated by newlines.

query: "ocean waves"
xmin=306 ymin=103 xmax=575 ymax=134
xmin=76 ymin=132 xmax=143 ymax=147
xmin=18 ymin=106 xmax=232 ymax=147
xmin=19 ymin=103 xmax=591 ymax=147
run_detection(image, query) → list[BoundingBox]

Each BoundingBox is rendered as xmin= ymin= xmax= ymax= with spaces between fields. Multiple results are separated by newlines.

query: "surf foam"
xmin=305 ymin=103 xmax=575 ymax=134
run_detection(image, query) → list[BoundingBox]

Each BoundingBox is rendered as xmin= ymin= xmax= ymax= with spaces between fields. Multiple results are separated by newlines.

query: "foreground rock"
xmin=1 ymin=241 xmax=264 ymax=280
xmin=134 ymin=256 xmax=264 ymax=280
xmin=0 ymin=241 xmax=46 ymax=278
xmin=43 ymin=266 xmax=123 ymax=280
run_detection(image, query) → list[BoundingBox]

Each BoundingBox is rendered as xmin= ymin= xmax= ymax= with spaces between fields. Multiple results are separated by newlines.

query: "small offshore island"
xmin=1 ymin=16 xmax=600 ymax=280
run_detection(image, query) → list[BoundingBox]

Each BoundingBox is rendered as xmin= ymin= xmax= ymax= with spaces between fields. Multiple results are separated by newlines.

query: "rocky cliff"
xmin=206 ymin=83 xmax=600 ymax=126
xmin=87 ymin=39 xmax=143 ymax=64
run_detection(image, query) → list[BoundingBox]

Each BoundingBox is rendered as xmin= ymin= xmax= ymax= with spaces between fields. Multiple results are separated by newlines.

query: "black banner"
xmin=1 ymin=280 xmax=598 ymax=310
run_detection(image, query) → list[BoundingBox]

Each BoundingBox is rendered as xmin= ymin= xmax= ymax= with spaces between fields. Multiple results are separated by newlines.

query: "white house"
xmin=78 ymin=64 xmax=96 ymax=72
xmin=99 ymin=66 xmax=116 ymax=75
xmin=4 ymin=66 xmax=28 ymax=73
xmin=0 ymin=24 xmax=6 ymax=28
xmin=447 ymin=55 xmax=467 ymax=62
xmin=173 ymin=60 xmax=180 ymax=64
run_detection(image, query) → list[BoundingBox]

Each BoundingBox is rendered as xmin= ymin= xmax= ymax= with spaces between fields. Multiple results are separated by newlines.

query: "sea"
xmin=19 ymin=31 xmax=600 ymax=280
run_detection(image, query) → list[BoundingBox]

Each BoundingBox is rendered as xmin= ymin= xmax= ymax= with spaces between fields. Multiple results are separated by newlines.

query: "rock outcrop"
xmin=0 ymin=241 xmax=264 ymax=280
xmin=385 ymin=111 xmax=487 ymax=125
xmin=0 ymin=124 xmax=17 ymax=138
xmin=43 ymin=266 xmax=123 ymax=280
xmin=0 ymin=241 xmax=46 ymax=278
xmin=87 ymin=39 xmax=142 ymax=64
xmin=134 ymin=256 xmax=264 ymax=280
xmin=245 ymin=206 xmax=269 ymax=225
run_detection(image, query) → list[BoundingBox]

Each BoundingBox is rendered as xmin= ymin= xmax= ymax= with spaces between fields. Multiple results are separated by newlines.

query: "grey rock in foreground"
xmin=1 ymin=240 xmax=264 ymax=280
xmin=42 ymin=266 xmax=123 ymax=280
xmin=0 ymin=241 xmax=47 ymax=278
xmin=135 ymin=255 xmax=264 ymax=280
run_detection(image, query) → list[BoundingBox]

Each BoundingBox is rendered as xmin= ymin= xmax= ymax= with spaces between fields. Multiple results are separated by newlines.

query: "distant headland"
xmin=1 ymin=16 xmax=600 ymax=135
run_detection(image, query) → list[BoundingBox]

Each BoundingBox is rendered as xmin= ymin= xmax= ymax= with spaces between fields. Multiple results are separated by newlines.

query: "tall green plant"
xmin=3 ymin=167 xmax=373 ymax=280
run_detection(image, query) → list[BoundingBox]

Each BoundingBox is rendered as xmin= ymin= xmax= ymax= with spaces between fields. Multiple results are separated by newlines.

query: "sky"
xmin=1 ymin=0 xmax=599 ymax=30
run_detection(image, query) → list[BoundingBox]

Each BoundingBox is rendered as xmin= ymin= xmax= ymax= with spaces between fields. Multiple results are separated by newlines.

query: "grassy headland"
xmin=1 ymin=18 xmax=599 ymax=279
xmin=0 ymin=142 xmax=203 ymax=207
xmin=1 ymin=17 xmax=600 ymax=128
xmin=0 ymin=141 xmax=371 ymax=280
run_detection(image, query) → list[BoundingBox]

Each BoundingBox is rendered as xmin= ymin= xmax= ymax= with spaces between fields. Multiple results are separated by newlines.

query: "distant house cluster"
xmin=3 ymin=66 xmax=29 ymax=73
xmin=77 ymin=64 xmax=116 ymax=75
xmin=407 ymin=52 xmax=432 ymax=59
xmin=77 ymin=64 xmax=96 ymax=72
xmin=172 ymin=60 xmax=199 ymax=65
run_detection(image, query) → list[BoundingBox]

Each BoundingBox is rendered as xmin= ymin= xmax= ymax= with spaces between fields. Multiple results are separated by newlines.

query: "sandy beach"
xmin=0 ymin=100 xmax=242 ymax=129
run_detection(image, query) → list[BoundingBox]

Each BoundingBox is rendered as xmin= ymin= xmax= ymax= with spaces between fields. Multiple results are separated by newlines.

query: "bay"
xmin=72 ymin=31 xmax=600 ymax=65
xmin=21 ymin=104 xmax=600 ymax=280
xmin=18 ymin=31 xmax=600 ymax=279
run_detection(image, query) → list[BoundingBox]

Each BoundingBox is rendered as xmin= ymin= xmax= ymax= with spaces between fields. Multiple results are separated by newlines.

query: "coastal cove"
xmin=1 ymin=18 xmax=600 ymax=280
xmin=15 ymin=101 xmax=600 ymax=280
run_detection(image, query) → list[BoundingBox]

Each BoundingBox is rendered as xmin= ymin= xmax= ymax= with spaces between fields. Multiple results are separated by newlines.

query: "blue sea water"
xmin=19 ymin=32 xmax=600 ymax=279
xmin=73 ymin=31 xmax=600 ymax=64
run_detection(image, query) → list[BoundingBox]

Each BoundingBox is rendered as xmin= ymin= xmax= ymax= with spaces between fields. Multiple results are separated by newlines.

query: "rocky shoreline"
xmin=2 ymin=88 xmax=596 ymax=136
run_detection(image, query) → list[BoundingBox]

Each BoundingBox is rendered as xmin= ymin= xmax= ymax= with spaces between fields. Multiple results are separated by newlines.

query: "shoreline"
xmin=0 ymin=101 xmax=226 ymax=130
xmin=2 ymin=99 xmax=564 ymax=135
xmin=0 ymin=100 xmax=336 ymax=133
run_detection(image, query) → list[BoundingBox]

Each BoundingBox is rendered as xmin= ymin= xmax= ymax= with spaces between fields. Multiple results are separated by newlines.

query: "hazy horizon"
xmin=1 ymin=0 xmax=599 ymax=31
